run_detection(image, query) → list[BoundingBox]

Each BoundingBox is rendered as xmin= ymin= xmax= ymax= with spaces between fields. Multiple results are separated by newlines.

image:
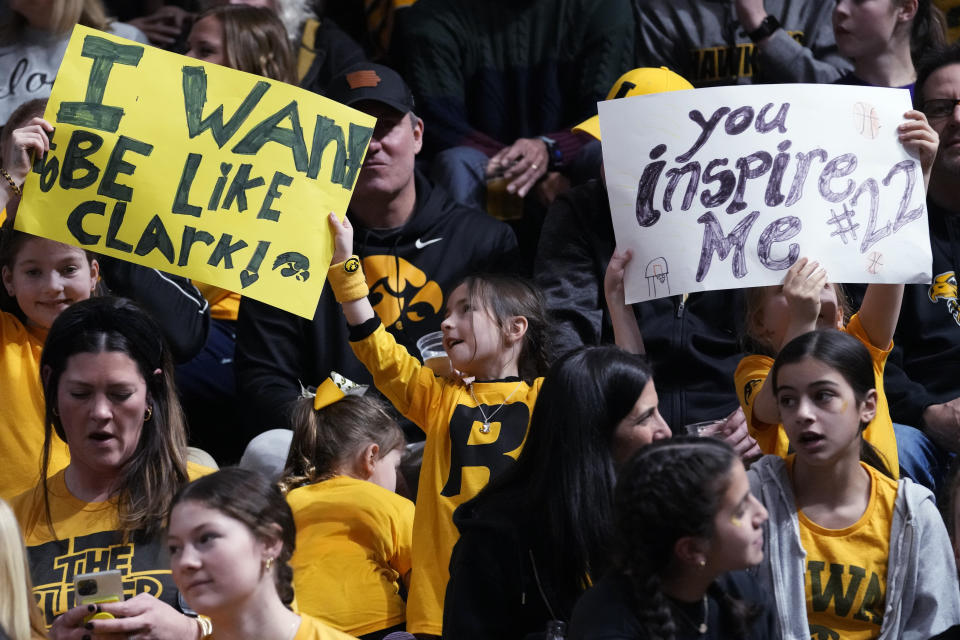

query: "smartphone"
xmin=73 ymin=570 xmax=123 ymax=623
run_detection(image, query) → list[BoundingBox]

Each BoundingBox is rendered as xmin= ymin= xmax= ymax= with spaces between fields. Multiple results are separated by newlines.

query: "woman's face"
xmin=186 ymin=15 xmax=227 ymax=66
xmin=833 ymin=0 xmax=909 ymax=60
xmin=611 ymin=379 xmax=671 ymax=466
xmin=702 ymin=460 xmax=768 ymax=572
xmin=168 ymin=500 xmax=276 ymax=615
xmin=56 ymin=350 xmax=149 ymax=476
xmin=775 ymin=356 xmax=876 ymax=466
xmin=2 ymin=237 xmax=98 ymax=330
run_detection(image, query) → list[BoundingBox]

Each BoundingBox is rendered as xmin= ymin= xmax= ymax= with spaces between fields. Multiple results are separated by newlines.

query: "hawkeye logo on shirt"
xmin=690 ymin=30 xmax=805 ymax=85
xmin=929 ymin=271 xmax=960 ymax=326
xmin=806 ymin=560 xmax=884 ymax=640
xmin=363 ymin=255 xmax=443 ymax=330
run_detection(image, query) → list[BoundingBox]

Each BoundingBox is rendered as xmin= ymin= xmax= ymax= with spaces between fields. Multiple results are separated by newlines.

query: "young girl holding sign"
xmin=749 ymin=330 xmax=960 ymax=638
xmin=0 ymin=116 xmax=208 ymax=500
xmin=325 ymin=212 xmax=549 ymax=637
xmin=734 ymin=109 xmax=938 ymax=475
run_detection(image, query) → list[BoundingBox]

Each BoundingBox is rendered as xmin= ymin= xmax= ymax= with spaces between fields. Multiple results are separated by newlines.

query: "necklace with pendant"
xmin=671 ymin=594 xmax=708 ymax=635
xmin=469 ymin=380 xmax=523 ymax=433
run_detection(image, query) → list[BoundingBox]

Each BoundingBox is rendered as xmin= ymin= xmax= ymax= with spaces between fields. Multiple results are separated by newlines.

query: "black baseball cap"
xmin=326 ymin=62 xmax=415 ymax=114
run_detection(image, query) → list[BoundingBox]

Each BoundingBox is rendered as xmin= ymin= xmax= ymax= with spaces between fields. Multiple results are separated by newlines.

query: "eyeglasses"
xmin=922 ymin=98 xmax=960 ymax=119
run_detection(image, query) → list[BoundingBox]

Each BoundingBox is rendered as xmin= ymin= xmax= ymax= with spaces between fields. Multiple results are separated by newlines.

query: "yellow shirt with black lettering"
xmin=795 ymin=458 xmax=897 ymax=639
xmin=12 ymin=463 xmax=211 ymax=626
xmin=351 ymin=324 xmax=543 ymax=636
xmin=287 ymin=476 xmax=414 ymax=636
xmin=0 ymin=311 xmax=71 ymax=501
xmin=735 ymin=313 xmax=898 ymax=476
xmin=292 ymin=613 xmax=359 ymax=640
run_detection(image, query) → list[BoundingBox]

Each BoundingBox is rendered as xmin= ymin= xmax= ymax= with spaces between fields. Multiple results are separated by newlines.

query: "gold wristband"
xmin=328 ymin=256 xmax=369 ymax=302
xmin=0 ymin=167 xmax=22 ymax=197
xmin=196 ymin=615 xmax=213 ymax=639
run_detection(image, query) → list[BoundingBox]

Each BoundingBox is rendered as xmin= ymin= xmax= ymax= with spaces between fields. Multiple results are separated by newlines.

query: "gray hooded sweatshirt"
xmin=748 ymin=455 xmax=960 ymax=640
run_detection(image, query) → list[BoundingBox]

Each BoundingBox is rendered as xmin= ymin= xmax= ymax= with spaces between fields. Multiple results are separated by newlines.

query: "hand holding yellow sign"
xmin=15 ymin=25 xmax=375 ymax=319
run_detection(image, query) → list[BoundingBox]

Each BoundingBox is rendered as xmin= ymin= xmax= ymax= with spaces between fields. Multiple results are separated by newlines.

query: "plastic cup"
xmin=684 ymin=419 xmax=723 ymax=437
xmin=486 ymin=171 xmax=524 ymax=221
xmin=417 ymin=331 xmax=452 ymax=378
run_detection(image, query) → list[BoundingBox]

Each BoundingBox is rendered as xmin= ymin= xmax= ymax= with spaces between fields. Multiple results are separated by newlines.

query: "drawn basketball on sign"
xmin=853 ymin=102 xmax=881 ymax=139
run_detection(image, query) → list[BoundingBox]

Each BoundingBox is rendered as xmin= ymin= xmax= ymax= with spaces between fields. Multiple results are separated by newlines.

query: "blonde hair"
xmin=0 ymin=500 xmax=46 ymax=640
xmin=198 ymin=5 xmax=297 ymax=84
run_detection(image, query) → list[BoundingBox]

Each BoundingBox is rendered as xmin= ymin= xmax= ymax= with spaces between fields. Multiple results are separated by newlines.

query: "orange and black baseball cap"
xmin=574 ymin=67 xmax=693 ymax=141
xmin=326 ymin=62 xmax=416 ymax=114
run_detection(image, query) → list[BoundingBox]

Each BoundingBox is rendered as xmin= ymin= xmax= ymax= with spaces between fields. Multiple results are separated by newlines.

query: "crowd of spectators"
xmin=3 ymin=0 xmax=960 ymax=638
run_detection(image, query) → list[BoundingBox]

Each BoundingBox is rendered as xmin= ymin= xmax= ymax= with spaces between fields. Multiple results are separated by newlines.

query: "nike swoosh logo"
xmin=415 ymin=237 xmax=443 ymax=249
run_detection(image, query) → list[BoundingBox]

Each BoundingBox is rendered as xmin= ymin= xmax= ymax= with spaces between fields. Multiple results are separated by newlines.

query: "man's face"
xmin=352 ymin=101 xmax=423 ymax=202
xmin=924 ymin=63 xmax=960 ymax=179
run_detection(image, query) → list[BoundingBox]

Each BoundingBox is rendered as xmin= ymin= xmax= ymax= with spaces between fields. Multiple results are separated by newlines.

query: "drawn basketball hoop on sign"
xmin=853 ymin=102 xmax=881 ymax=139
xmin=645 ymin=257 xmax=670 ymax=297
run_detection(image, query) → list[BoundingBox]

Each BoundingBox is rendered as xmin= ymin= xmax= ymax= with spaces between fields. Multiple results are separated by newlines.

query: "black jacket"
xmin=96 ymin=257 xmax=209 ymax=364
xmin=866 ymin=199 xmax=960 ymax=428
xmin=445 ymin=500 xmax=582 ymax=640
xmin=299 ymin=18 xmax=366 ymax=97
xmin=235 ymin=171 xmax=517 ymax=433
xmin=569 ymin=571 xmax=779 ymax=639
xmin=534 ymin=179 xmax=745 ymax=430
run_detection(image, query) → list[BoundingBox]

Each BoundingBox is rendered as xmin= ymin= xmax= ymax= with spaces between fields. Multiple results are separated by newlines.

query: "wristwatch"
xmin=538 ymin=135 xmax=563 ymax=170
xmin=747 ymin=15 xmax=781 ymax=43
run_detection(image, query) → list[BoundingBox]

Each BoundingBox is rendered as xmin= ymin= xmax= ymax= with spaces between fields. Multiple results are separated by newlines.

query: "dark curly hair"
xmin=615 ymin=437 xmax=760 ymax=639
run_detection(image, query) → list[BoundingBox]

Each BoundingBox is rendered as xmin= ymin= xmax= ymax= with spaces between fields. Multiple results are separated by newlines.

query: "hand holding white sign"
xmin=599 ymin=84 xmax=934 ymax=304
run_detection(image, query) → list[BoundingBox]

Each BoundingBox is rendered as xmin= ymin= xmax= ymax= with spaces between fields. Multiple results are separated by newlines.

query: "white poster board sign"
xmin=598 ymin=84 xmax=932 ymax=304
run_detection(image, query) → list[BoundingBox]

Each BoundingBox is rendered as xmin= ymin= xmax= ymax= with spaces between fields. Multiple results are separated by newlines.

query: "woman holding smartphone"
xmin=11 ymin=297 xmax=210 ymax=639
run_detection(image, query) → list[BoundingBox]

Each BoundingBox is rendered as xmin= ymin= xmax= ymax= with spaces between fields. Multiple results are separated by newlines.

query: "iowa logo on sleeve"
xmin=363 ymin=255 xmax=443 ymax=329
xmin=929 ymin=271 xmax=960 ymax=326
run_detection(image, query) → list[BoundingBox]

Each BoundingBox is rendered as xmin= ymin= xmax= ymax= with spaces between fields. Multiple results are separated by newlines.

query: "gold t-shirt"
xmin=736 ymin=313 xmax=898 ymax=475
xmin=288 ymin=476 xmax=414 ymax=635
xmin=0 ymin=311 xmax=70 ymax=500
xmin=796 ymin=458 xmax=898 ymax=639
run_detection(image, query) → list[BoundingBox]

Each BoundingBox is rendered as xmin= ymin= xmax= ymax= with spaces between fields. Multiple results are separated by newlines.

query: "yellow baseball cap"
xmin=573 ymin=67 xmax=694 ymax=141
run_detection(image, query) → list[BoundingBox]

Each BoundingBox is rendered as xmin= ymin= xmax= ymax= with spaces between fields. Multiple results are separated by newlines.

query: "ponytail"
xmin=628 ymin=572 xmax=677 ymax=640
xmin=861 ymin=439 xmax=896 ymax=480
xmin=911 ymin=0 xmax=947 ymax=65
xmin=278 ymin=394 xmax=404 ymax=493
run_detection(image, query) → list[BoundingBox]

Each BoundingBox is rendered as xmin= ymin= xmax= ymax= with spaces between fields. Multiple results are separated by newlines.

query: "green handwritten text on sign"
xmin=17 ymin=25 xmax=375 ymax=319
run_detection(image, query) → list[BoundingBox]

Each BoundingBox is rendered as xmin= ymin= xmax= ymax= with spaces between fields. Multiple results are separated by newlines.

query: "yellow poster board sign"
xmin=16 ymin=25 xmax=374 ymax=319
